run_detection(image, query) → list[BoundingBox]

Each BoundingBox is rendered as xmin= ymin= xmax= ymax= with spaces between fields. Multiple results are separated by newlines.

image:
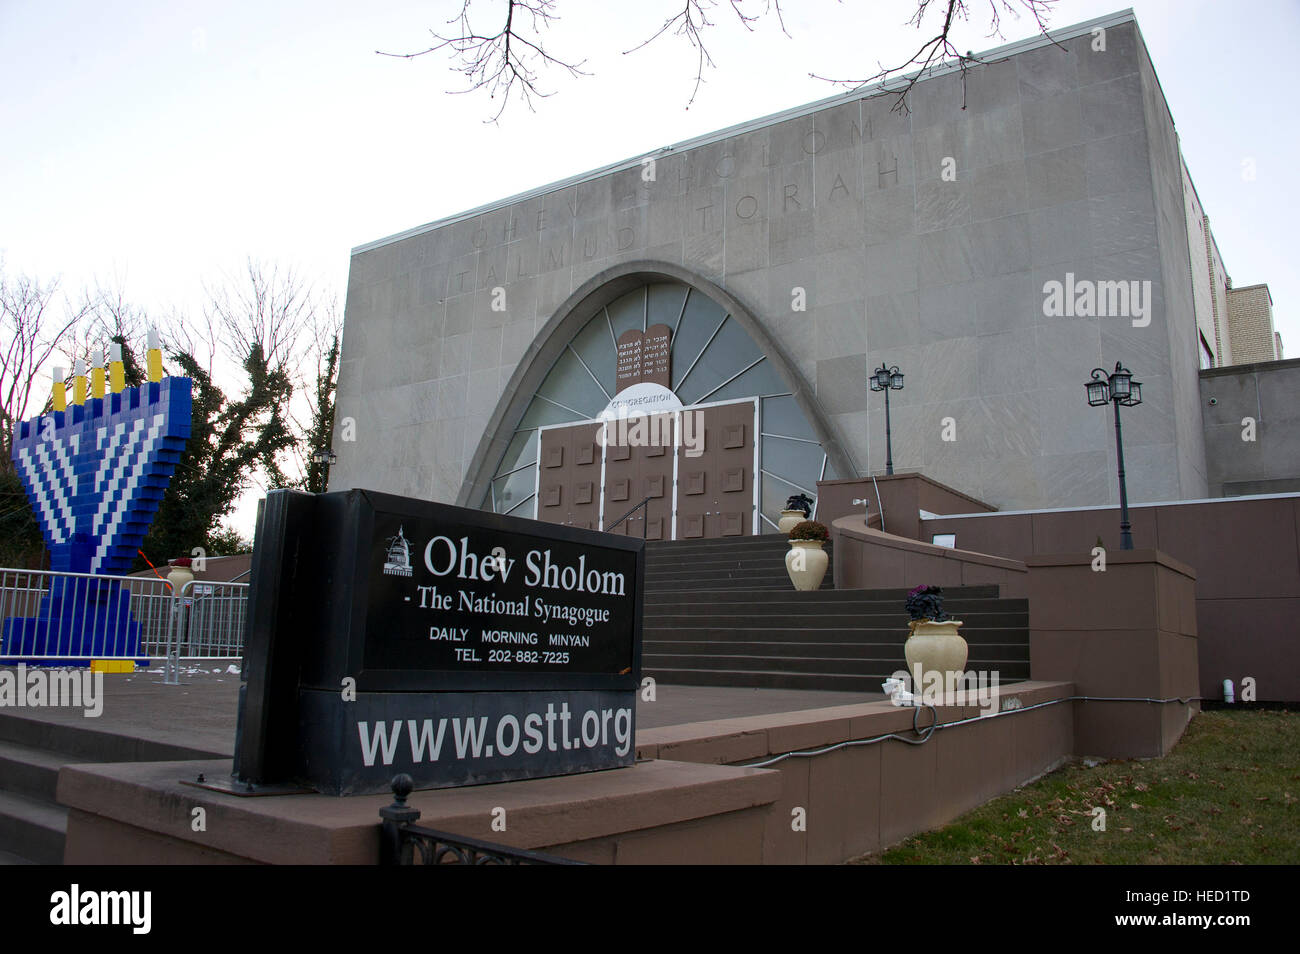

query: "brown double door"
xmin=536 ymin=400 xmax=755 ymax=540
xmin=602 ymin=412 xmax=675 ymax=540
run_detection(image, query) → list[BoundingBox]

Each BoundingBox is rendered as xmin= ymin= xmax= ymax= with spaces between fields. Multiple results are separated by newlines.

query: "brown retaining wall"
xmin=922 ymin=494 xmax=1300 ymax=702
xmin=1026 ymin=550 xmax=1200 ymax=757
xmin=818 ymin=473 xmax=997 ymax=541
xmin=830 ymin=516 xmax=1028 ymax=597
xmin=59 ymin=681 xmax=1075 ymax=864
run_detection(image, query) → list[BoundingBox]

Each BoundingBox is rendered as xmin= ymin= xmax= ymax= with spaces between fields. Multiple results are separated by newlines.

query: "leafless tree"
xmin=385 ymin=0 xmax=1058 ymax=119
xmin=0 ymin=263 xmax=92 ymax=476
xmin=61 ymin=278 xmax=149 ymax=375
xmin=163 ymin=304 xmax=220 ymax=381
xmin=205 ymin=258 xmax=314 ymax=373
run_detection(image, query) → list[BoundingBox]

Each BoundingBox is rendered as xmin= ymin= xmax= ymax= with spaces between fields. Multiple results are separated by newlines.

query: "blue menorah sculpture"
xmin=4 ymin=375 xmax=192 ymax=666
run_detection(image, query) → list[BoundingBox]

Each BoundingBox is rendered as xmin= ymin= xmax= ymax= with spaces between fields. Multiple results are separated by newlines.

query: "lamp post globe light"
xmin=870 ymin=362 xmax=905 ymax=476
xmin=1086 ymin=362 xmax=1143 ymax=550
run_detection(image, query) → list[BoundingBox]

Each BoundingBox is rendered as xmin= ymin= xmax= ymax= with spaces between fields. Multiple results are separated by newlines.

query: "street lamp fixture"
xmin=1086 ymin=362 xmax=1143 ymax=550
xmin=869 ymin=362 xmax=905 ymax=476
xmin=311 ymin=448 xmax=338 ymax=466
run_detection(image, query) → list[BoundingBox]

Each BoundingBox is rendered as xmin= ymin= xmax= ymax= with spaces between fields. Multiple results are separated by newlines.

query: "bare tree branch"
xmin=205 ymin=258 xmax=313 ymax=373
xmin=378 ymin=0 xmax=590 ymax=123
xmin=625 ymin=0 xmax=789 ymax=108
xmin=810 ymin=0 xmax=1058 ymax=114
xmin=387 ymin=0 xmax=1060 ymax=118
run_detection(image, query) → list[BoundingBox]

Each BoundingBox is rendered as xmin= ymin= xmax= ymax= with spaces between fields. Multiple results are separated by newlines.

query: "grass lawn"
xmin=853 ymin=709 xmax=1298 ymax=865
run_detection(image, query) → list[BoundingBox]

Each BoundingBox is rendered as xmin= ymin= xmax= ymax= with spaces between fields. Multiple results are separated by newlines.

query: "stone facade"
xmin=331 ymin=11 xmax=1249 ymax=515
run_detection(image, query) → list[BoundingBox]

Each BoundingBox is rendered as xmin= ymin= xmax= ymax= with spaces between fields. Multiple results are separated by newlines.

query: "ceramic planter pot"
xmin=778 ymin=509 xmax=808 ymax=534
xmin=785 ymin=540 xmax=828 ymax=591
xmin=167 ymin=565 xmax=195 ymax=597
xmin=904 ymin=618 xmax=968 ymax=684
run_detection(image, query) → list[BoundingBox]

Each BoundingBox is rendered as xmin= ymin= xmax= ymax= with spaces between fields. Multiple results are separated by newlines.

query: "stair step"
xmin=642 ymin=668 xmax=905 ymax=692
xmin=638 ymin=541 xmax=1027 ymax=693
xmin=646 ymin=667 xmax=1029 ymax=692
xmin=643 ymin=612 xmax=1027 ymax=628
xmin=0 ymin=710 xmax=225 ymax=763
xmin=643 ymin=636 xmax=1031 ymax=653
xmin=644 ymin=558 xmax=817 ymax=573
xmin=642 ymin=613 xmax=1028 ymax=628
xmin=644 ymin=653 xmax=1030 ymax=675
xmin=644 ymin=535 xmax=797 ymax=549
xmin=642 ymin=586 xmax=1007 ymax=603
xmin=642 ymin=620 xmax=1029 ymax=639
xmin=0 ymin=739 xmax=76 ymax=802
xmin=0 ymin=789 xmax=66 ymax=865
xmin=646 ymin=572 xmax=833 ymax=584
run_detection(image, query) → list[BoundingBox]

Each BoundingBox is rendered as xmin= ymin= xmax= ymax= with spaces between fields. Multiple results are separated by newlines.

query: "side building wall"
xmin=1199 ymin=357 xmax=1300 ymax=496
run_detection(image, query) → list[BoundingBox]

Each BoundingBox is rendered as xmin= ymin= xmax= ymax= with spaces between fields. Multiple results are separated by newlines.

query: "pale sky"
xmin=3 ymin=0 xmax=1297 ymax=536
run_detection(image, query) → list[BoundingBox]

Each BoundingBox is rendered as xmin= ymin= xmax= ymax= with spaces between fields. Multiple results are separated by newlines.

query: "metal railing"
xmin=605 ymin=496 xmax=654 ymax=539
xmin=379 ymin=775 xmax=585 ymax=865
xmin=0 ymin=566 xmax=249 ymax=669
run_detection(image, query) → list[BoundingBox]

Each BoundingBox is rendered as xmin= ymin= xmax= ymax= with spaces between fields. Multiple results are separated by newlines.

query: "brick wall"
xmin=1227 ymin=284 xmax=1279 ymax=363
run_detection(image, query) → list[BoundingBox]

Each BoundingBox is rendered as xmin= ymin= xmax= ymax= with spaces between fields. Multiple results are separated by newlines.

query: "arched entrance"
xmin=460 ymin=264 xmax=853 ymax=538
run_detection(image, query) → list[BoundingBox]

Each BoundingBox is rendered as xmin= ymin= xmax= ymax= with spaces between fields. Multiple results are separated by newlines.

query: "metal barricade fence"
xmin=0 ymin=567 xmax=249 ymax=665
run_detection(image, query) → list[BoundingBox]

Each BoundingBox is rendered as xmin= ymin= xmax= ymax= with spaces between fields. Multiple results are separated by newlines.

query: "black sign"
xmin=233 ymin=489 xmax=644 ymax=795
xmin=363 ymin=510 xmax=636 ymax=679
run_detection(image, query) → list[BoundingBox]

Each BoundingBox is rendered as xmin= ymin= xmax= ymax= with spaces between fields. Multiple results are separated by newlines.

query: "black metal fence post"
xmin=378 ymin=774 xmax=421 ymax=865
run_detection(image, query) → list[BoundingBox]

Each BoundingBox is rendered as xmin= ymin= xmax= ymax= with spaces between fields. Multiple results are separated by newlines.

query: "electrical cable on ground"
xmin=741 ymin=693 xmax=1204 ymax=769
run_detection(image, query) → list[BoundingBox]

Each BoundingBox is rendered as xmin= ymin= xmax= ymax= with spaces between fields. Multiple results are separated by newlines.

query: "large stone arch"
xmin=456 ymin=260 xmax=857 ymax=508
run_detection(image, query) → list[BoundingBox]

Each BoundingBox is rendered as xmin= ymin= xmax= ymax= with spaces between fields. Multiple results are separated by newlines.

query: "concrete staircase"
xmin=0 ymin=710 xmax=223 ymax=864
xmin=643 ymin=535 xmax=1029 ymax=691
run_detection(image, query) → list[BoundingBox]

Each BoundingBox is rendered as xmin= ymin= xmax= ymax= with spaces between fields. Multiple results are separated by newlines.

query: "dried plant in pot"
xmin=785 ymin=520 xmax=829 ymax=591
xmin=902 ymin=584 xmax=967 ymax=690
xmin=779 ymin=493 xmax=815 ymax=534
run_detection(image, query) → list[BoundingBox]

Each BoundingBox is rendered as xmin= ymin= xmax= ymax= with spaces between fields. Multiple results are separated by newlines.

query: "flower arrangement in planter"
xmin=902 ymin=583 xmax=966 ymax=690
xmin=779 ymin=493 xmax=816 ymax=533
xmin=784 ymin=520 xmax=830 ymax=590
xmin=165 ymin=556 xmax=196 ymax=595
xmin=905 ymin=583 xmax=947 ymax=622
xmin=788 ymin=520 xmax=829 ymax=542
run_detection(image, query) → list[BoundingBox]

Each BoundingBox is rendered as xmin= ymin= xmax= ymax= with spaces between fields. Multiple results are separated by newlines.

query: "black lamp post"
xmin=1086 ymin=362 xmax=1143 ymax=550
xmin=310 ymin=447 xmax=337 ymax=494
xmin=869 ymin=362 xmax=905 ymax=476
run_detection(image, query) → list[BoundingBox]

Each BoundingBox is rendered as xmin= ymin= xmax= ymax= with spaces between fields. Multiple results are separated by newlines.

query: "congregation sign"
xmin=232 ymin=488 xmax=644 ymax=795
